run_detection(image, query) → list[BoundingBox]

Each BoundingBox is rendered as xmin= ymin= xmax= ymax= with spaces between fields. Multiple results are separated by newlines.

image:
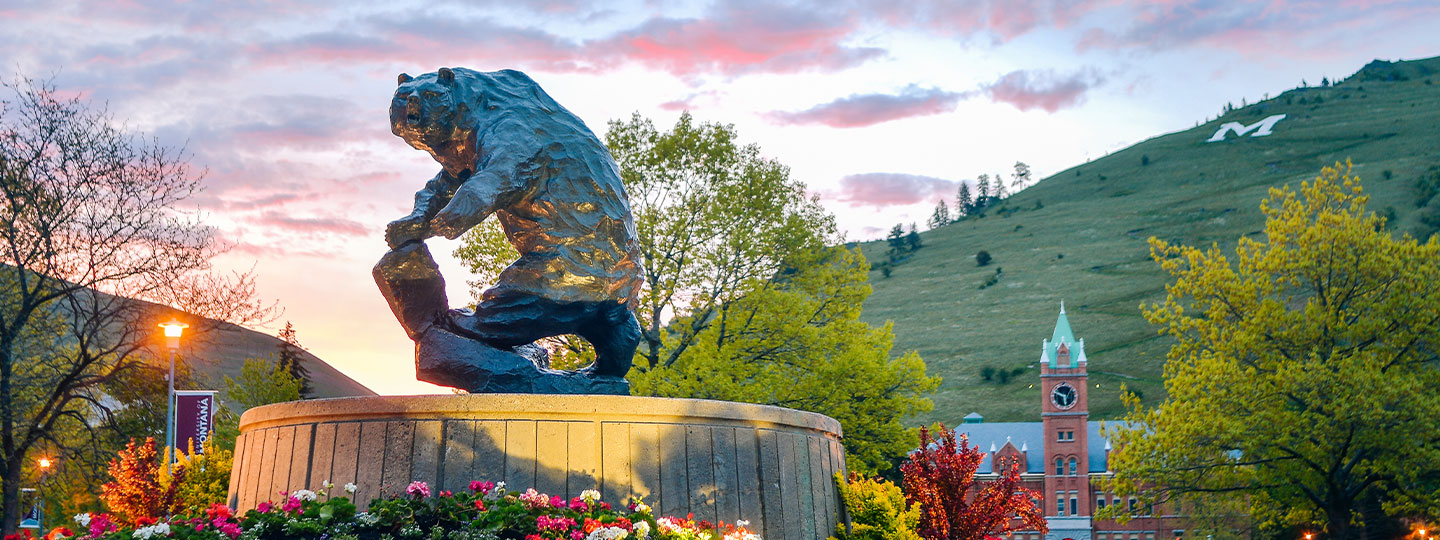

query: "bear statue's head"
xmin=390 ymin=67 xmax=472 ymax=157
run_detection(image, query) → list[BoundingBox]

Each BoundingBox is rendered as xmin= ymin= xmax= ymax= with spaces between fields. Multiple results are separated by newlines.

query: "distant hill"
xmin=858 ymin=55 xmax=1440 ymax=426
xmin=180 ymin=318 xmax=374 ymax=400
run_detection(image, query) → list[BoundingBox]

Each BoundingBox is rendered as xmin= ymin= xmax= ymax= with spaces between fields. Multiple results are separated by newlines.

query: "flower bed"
xmin=62 ymin=481 xmax=760 ymax=540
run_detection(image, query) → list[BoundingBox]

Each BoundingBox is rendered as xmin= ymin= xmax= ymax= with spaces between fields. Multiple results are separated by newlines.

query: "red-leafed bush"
xmin=100 ymin=438 xmax=169 ymax=525
xmin=901 ymin=425 xmax=1047 ymax=540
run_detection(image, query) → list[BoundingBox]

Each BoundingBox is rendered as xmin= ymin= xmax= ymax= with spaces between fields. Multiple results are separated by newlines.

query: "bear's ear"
xmin=437 ymin=67 xmax=455 ymax=85
xmin=397 ymin=73 xmax=412 ymax=85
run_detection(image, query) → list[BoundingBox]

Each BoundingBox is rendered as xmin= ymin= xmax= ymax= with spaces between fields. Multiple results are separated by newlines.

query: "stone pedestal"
xmin=228 ymin=394 xmax=846 ymax=540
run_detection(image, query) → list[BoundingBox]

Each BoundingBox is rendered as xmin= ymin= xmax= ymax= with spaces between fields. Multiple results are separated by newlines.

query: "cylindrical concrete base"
xmin=228 ymin=394 xmax=846 ymax=540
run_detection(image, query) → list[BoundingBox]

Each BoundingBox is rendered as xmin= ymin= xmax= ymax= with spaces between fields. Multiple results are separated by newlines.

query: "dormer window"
xmin=1057 ymin=343 xmax=1070 ymax=365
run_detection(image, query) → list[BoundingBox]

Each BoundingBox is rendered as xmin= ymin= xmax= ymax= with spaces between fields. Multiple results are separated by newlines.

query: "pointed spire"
xmin=1021 ymin=441 xmax=1029 ymax=452
xmin=1104 ymin=439 xmax=1113 ymax=450
xmin=1060 ymin=299 xmax=1065 ymax=314
xmin=989 ymin=441 xmax=997 ymax=453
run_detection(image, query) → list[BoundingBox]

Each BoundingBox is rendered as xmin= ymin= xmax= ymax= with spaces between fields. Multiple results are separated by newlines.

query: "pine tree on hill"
xmin=976 ymin=175 xmax=991 ymax=210
xmin=994 ymin=173 xmax=1009 ymax=200
xmin=1012 ymin=161 xmax=1031 ymax=193
xmin=906 ymin=223 xmax=922 ymax=251
xmin=886 ymin=224 xmax=907 ymax=260
xmin=956 ymin=183 xmax=973 ymax=218
xmin=276 ymin=321 xmax=313 ymax=398
xmin=928 ymin=200 xmax=950 ymax=229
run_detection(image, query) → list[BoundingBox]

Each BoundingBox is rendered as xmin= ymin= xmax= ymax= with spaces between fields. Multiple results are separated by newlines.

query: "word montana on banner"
xmin=1207 ymin=114 xmax=1286 ymax=142
xmin=176 ymin=390 xmax=217 ymax=454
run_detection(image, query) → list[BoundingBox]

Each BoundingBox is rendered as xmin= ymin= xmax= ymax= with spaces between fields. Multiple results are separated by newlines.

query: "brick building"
xmin=954 ymin=305 xmax=1187 ymax=540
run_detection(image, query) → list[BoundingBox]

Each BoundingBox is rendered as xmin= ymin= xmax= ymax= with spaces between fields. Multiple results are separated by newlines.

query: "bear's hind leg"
xmin=580 ymin=305 xmax=639 ymax=377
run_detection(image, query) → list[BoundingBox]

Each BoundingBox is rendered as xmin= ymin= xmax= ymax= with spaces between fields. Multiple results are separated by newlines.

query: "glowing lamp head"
xmin=159 ymin=319 xmax=189 ymax=350
xmin=37 ymin=457 xmax=51 ymax=469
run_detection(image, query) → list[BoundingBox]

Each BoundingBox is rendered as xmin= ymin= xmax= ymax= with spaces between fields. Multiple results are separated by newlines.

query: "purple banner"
xmin=175 ymin=391 xmax=218 ymax=454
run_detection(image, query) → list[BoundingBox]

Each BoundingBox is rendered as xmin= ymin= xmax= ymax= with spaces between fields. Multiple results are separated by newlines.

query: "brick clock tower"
xmin=1040 ymin=302 xmax=1092 ymax=540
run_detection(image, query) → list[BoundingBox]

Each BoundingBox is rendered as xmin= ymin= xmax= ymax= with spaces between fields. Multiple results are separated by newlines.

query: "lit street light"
xmin=158 ymin=319 xmax=188 ymax=474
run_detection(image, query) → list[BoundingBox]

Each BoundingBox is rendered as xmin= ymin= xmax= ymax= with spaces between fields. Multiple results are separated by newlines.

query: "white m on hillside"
xmin=1206 ymin=114 xmax=1287 ymax=142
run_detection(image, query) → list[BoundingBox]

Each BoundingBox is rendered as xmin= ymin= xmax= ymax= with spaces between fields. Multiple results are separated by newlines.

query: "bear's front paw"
xmin=385 ymin=215 xmax=428 ymax=249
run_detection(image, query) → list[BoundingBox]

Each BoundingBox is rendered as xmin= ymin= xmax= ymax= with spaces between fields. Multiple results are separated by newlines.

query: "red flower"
xmin=474 ymin=499 xmax=487 ymax=511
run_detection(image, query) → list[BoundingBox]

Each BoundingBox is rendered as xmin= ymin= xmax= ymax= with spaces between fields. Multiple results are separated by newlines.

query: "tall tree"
xmin=1101 ymin=162 xmax=1440 ymax=540
xmin=955 ymin=183 xmax=973 ymax=218
xmin=975 ymin=175 xmax=990 ymax=210
xmin=886 ymin=224 xmax=907 ymax=261
xmin=1011 ymin=161 xmax=1032 ymax=193
xmin=927 ymin=200 xmax=950 ymax=230
xmin=905 ymin=223 xmax=922 ymax=251
xmin=0 ymin=77 xmax=273 ymax=533
xmin=459 ymin=112 xmax=938 ymax=472
xmin=902 ymin=426 xmax=1047 ymax=540
xmin=275 ymin=321 xmax=312 ymax=398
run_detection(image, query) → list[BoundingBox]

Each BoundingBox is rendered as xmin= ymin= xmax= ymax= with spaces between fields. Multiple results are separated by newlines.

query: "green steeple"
xmin=1042 ymin=301 xmax=1084 ymax=367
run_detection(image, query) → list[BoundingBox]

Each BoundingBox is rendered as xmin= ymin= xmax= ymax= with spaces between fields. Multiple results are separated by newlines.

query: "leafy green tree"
xmin=211 ymin=355 xmax=304 ymax=450
xmin=1101 ymin=162 xmax=1440 ymax=540
xmin=628 ymin=246 xmax=937 ymax=473
xmin=0 ymin=76 xmax=273 ymax=534
xmin=830 ymin=472 xmax=922 ymax=540
xmin=459 ymin=112 xmax=938 ymax=472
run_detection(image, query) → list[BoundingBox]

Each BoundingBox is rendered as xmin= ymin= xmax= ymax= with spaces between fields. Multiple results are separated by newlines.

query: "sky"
xmin=2 ymin=0 xmax=1437 ymax=395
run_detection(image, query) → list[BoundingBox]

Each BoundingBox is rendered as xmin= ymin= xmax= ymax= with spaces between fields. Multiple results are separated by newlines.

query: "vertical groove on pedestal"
xmin=309 ymin=423 xmax=337 ymax=490
xmin=505 ymin=421 xmax=537 ymax=490
xmin=657 ymin=423 xmax=688 ymax=518
xmin=628 ymin=423 xmax=657 ymax=503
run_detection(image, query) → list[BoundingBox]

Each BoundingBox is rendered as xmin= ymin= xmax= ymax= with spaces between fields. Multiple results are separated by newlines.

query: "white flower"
xmin=345 ymin=482 xmax=358 ymax=494
xmin=323 ymin=479 xmax=335 ymax=490
xmin=632 ymin=501 xmax=651 ymax=514
xmin=585 ymin=527 xmax=629 ymax=540
xmin=631 ymin=522 xmax=650 ymax=539
xmin=134 ymin=523 xmax=170 ymax=539
xmin=73 ymin=513 xmax=91 ymax=527
xmin=735 ymin=520 xmax=749 ymax=528
xmin=580 ymin=489 xmax=602 ymax=504
xmin=292 ymin=489 xmax=318 ymax=501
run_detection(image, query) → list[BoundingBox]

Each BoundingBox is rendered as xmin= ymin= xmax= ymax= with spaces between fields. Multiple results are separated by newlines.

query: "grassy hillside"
xmin=858 ymin=56 xmax=1440 ymax=425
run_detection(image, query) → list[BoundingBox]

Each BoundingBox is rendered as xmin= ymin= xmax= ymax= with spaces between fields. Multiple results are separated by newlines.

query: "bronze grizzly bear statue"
xmin=373 ymin=67 xmax=643 ymax=394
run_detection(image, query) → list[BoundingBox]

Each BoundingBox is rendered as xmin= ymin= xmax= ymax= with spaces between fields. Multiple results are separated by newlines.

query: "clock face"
xmin=1051 ymin=382 xmax=1077 ymax=409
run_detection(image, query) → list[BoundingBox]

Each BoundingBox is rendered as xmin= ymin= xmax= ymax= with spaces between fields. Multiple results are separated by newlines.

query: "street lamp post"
xmin=35 ymin=456 xmax=51 ymax=530
xmin=158 ymin=319 xmax=188 ymax=474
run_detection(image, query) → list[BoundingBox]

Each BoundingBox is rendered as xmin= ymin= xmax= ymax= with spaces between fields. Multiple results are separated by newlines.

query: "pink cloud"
xmin=985 ymin=69 xmax=1104 ymax=112
xmin=833 ymin=173 xmax=957 ymax=208
xmin=1074 ymin=0 xmax=1440 ymax=56
xmin=593 ymin=3 xmax=883 ymax=77
xmin=766 ymin=85 xmax=972 ymax=128
xmin=254 ymin=212 xmax=369 ymax=237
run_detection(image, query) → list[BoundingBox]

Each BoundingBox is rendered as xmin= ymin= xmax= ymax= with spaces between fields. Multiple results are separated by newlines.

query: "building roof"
xmin=954 ymin=420 xmax=1130 ymax=474
xmin=1041 ymin=303 xmax=1086 ymax=367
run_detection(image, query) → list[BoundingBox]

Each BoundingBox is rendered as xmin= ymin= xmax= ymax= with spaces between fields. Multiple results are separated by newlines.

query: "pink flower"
xmin=519 ymin=488 xmax=550 ymax=509
xmin=571 ymin=532 xmax=584 ymax=540
xmin=569 ymin=497 xmax=589 ymax=511
xmin=256 ymin=502 xmax=273 ymax=514
xmin=282 ymin=495 xmax=302 ymax=513
xmin=469 ymin=480 xmax=495 ymax=494
xmin=439 ymin=490 xmax=452 ymax=497
xmin=87 ymin=514 xmax=117 ymax=537
xmin=536 ymin=515 xmax=576 ymax=532
xmin=599 ymin=501 xmax=611 ymax=510
xmin=195 ymin=524 xmax=205 ymax=532
xmin=218 ymin=523 xmax=242 ymax=540
xmin=550 ymin=495 xmax=565 ymax=508
xmin=406 ymin=481 xmax=431 ymax=498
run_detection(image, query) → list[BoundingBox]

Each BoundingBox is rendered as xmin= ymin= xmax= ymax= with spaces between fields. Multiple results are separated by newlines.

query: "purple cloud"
xmin=833 ymin=173 xmax=957 ymax=208
xmin=766 ymin=85 xmax=971 ymax=127
xmin=985 ymin=69 xmax=1104 ymax=112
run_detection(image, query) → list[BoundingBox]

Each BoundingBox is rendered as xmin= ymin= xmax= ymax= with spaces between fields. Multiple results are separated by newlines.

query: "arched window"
xmin=1069 ymin=457 xmax=1078 ymax=476
xmin=1055 ymin=457 xmax=1064 ymax=475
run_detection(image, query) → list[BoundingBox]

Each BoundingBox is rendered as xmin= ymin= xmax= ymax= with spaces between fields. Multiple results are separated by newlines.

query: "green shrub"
xmin=980 ymin=366 xmax=996 ymax=381
xmin=975 ymin=250 xmax=992 ymax=266
xmin=830 ymin=473 xmax=922 ymax=540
